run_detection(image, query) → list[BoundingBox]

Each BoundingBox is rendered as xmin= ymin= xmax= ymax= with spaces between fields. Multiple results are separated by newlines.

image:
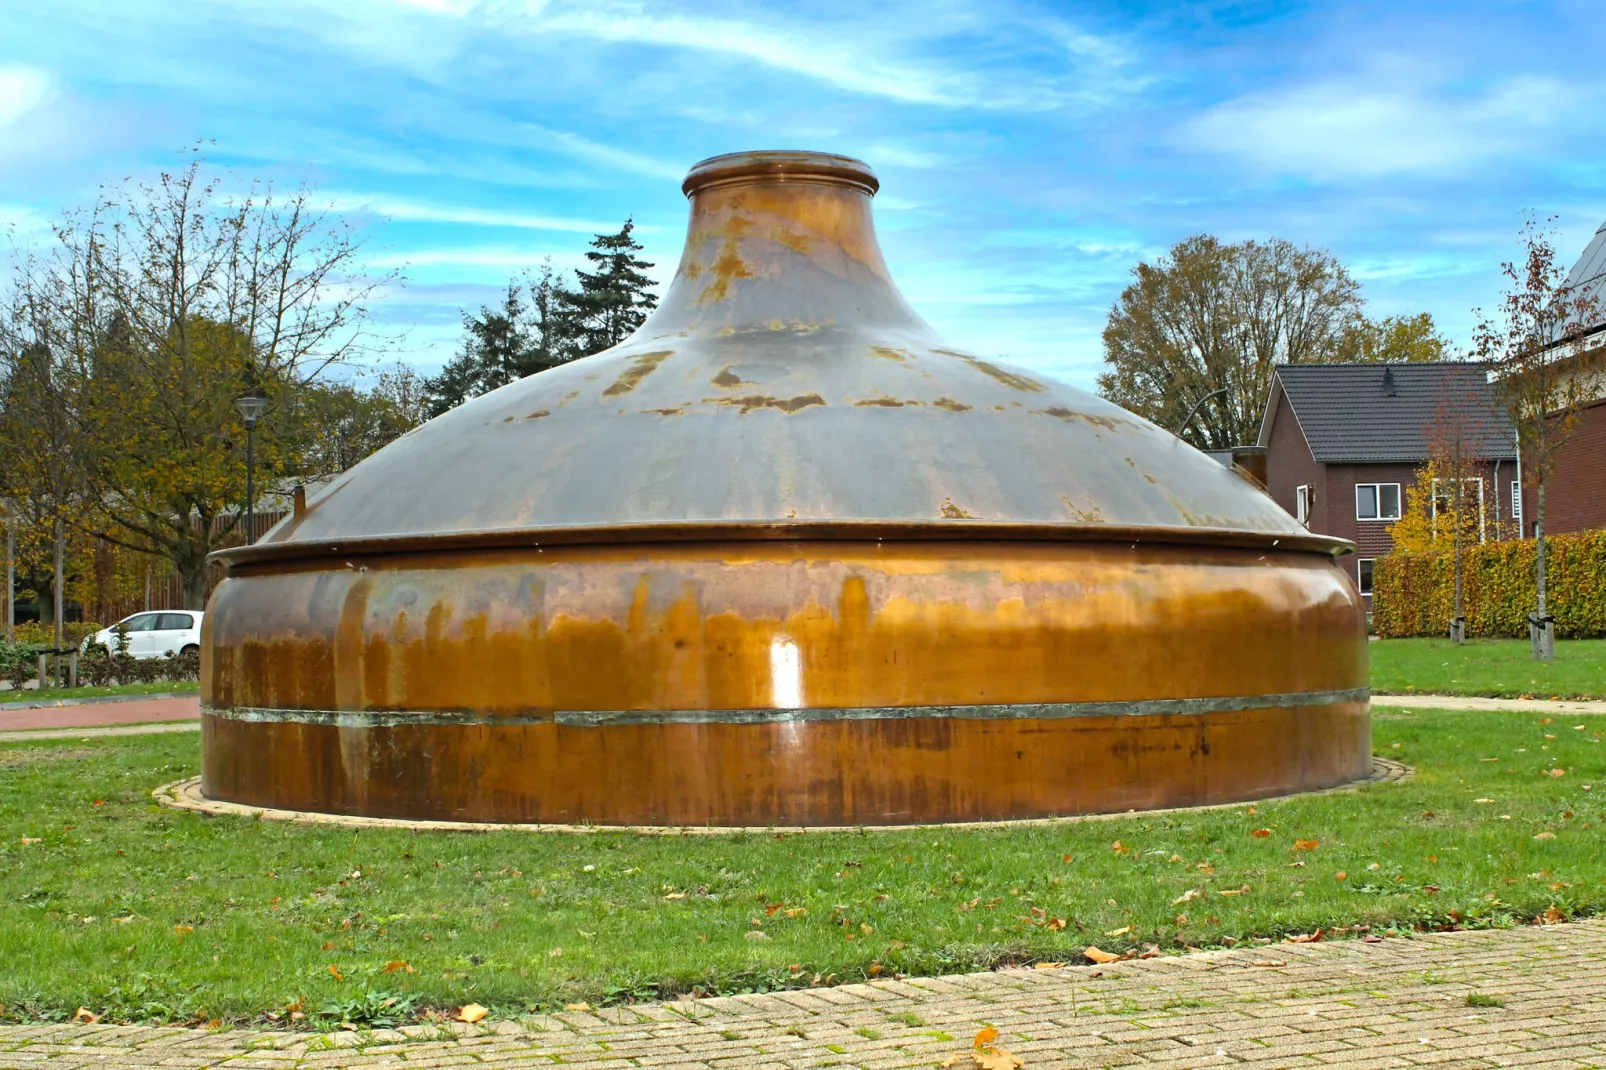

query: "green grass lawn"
xmin=2 ymin=708 xmax=1602 ymax=1027
xmin=1 ymin=677 xmax=200 ymax=703
xmin=1371 ymin=638 xmax=1606 ymax=699
xmin=0 ymin=680 xmax=199 ymax=707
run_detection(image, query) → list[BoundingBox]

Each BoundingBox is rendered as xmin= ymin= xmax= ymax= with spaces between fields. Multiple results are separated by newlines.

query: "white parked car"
xmin=82 ymin=611 xmax=205 ymax=659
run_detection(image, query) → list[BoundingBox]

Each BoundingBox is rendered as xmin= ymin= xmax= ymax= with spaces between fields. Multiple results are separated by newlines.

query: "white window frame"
xmin=1430 ymin=476 xmax=1488 ymax=543
xmin=1295 ymin=484 xmax=1312 ymax=526
xmin=1511 ymin=481 xmax=1522 ymax=522
xmin=1356 ymin=558 xmax=1375 ymax=596
xmin=1354 ymin=482 xmax=1402 ymax=522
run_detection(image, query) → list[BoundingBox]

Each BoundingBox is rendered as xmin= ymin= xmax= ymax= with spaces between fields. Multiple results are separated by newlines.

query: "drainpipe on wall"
xmin=1514 ymin=429 xmax=1524 ymax=538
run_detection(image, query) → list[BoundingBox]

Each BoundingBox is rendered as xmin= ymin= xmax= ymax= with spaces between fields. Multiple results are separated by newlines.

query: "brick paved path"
xmin=2 ymin=921 xmax=1602 ymax=1069
xmin=0 ymin=695 xmax=198 ymax=733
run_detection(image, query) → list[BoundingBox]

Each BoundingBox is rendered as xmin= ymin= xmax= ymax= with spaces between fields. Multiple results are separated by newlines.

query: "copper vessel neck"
xmin=645 ymin=150 xmax=921 ymax=336
xmin=681 ymin=151 xmax=880 ymax=197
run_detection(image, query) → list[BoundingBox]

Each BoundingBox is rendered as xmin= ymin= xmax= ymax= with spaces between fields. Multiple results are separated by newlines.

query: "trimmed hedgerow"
xmin=1373 ymin=530 xmax=1606 ymax=638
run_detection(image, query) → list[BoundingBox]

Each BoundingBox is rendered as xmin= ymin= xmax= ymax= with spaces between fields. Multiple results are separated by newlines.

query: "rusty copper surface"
xmin=202 ymin=540 xmax=1368 ymax=825
xmin=236 ymin=150 xmax=1333 ymax=554
xmin=202 ymin=150 xmax=1369 ymax=826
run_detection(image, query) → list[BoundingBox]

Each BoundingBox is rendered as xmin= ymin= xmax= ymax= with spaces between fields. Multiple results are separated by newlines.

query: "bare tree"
xmin=2 ymin=151 xmax=394 ymax=607
xmin=1474 ymin=216 xmax=1606 ymax=660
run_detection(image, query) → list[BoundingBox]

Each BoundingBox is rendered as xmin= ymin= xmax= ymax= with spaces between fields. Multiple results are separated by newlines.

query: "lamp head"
xmin=234 ymin=392 xmax=268 ymax=428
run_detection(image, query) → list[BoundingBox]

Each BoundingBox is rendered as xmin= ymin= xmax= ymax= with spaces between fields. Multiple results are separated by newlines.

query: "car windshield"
xmin=120 ymin=614 xmax=159 ymax=633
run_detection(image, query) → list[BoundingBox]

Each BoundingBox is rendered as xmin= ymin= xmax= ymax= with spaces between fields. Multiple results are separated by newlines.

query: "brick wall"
xmin=1263 ymin=392 xmax=1324 ymax=527
xmin=1520 ymin=399 xmax=1606 ymax=535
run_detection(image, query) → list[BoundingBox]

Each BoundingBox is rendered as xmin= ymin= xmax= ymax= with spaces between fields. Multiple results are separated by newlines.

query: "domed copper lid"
xmin=225 ymin=150 xmax=1342 ymax=563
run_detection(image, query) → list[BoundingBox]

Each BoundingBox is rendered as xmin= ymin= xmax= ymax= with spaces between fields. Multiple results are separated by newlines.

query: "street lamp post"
xmin=235 ymin=391 xmax=268 ymax=545
xmin=1175 ymin=386 xmax=1230 ymax=444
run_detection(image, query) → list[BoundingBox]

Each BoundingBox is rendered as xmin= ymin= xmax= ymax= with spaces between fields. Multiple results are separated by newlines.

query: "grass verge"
xmin=1 ymin=680 xmax=199 ymax=706
xmin=1371 ymin=638 xmax=1606 ymax=699
xmin=0 ymin=708 xmax=1601 ymax=1027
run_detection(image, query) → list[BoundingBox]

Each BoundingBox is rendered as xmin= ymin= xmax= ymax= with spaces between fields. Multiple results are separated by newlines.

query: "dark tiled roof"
xmin=1269 ymin=362 xmax=1516 ymax=463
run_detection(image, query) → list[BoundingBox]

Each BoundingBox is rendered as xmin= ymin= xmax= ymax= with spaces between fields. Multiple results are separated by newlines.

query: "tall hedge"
xmin=1373 ymin=530 xmax=1606 ymax=638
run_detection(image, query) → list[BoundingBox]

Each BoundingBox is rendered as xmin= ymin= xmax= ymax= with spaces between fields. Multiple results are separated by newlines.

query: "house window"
xmin=1355 ymin=483 xmax=1401 ymax=521
xmin=1356 ymin=558 xmax=1375 ymax=596
xmin=1431 ymin=477 xmax=1487 ymax=543
xmin=1511 ymin=481 xmax=1522 ymax=522
xmin=1295 ymin=484 xmax=1312 ymax=526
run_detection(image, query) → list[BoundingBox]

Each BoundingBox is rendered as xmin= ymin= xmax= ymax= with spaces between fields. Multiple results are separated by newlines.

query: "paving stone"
xmin=6 ymin=921 xmax=1606 ymax=1068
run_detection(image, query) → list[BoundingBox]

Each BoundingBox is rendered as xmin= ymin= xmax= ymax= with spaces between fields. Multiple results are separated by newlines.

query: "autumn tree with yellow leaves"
xmin=1387 ymin=388 xmax=1492 ymax=642
xmin=2 ymin=152 xmax=397 ymax=608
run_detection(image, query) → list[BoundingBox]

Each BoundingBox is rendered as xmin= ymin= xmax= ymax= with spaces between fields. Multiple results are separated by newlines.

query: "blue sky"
xmin=2 ymin=0 xmax=1603 ymax=388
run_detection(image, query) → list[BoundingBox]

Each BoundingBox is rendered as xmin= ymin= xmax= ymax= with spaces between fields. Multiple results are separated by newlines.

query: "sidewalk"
xmin=0 ymin=920 xmax=1601 ymax=1069
xmin=1371 ymin=693 xmax=1606 ymax=714
xmin=0 ymin=694 xmax=198 ymax=734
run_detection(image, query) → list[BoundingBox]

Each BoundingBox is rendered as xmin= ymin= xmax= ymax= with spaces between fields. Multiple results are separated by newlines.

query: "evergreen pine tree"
xmin=423 ymin=266 xmax=582 ymax=417
xmin=422 ymin=223 xmax=659 ymax=417
xmin=561 ymin=220 xmax=657 ymax=356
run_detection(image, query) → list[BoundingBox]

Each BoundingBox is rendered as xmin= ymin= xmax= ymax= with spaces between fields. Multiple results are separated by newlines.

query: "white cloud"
xmin=0 ymin=66 xmax=55 ymax=128
xmin=369 ymin=248 xmax=586 ymax=268
xmin=533 ymin=6 xmax=979 ymax=107
xmin=1178 ymin=71 xmax=1573 ymax=179
xmin=320 ymin=192 xmax=635 ymax=233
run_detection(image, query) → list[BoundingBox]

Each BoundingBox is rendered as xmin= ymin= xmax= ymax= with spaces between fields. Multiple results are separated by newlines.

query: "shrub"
xmin=11 ymin=621 xmax=103 ymax=647
xmin=1374 ymin=530 xmax=1606 ymax=638
xmin=79 ymin=650 xmax=116 ymax=687
xmin=0 ymin=641 xmax=49 ymax=691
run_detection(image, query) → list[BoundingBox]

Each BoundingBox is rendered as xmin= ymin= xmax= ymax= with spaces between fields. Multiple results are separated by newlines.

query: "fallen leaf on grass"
xmin=20 ymin=837 xmax=41 ymax=846
xmin=663 ymin=892 xmax=686 ymax=900
xmin=1104 ymin=925 xmax=1131 ymax=937
xmin=1045 ymin=917 xmax=1067 ymax=931
xmin=382 ymin=960 xmax=414 ymax=974
xmin=1283 ymin=930 xmax=1323 ymax=944
xmin=1548 ymin=769 xmax=1566 ymax=777
xmin=1533 ymin=832 xmax=1557 ymax=840
xmin=565 ymin=1002 xmax=591 ymax=1011
xmin=1084 ymin=946 xmax=1122 ymax=964
xmin=1111 ymin=841 xmax=1131 ymax=855
xmin=1543 ymin=906 xmax=1565 ymax=924
xmin=1474 ymin=798 xmax=1494 ymax=804
xmin=1251 ymin=829 xmax=1271 ymax=838
xmin=1292 ymin=839 xmax=1320 ymax=852
xmin=1173 ymin=889 xmax=1201 ymax=905
xmin=73 ymin=1007 xmax=98 ymax=1024
xmin=456 ymin=1003 xmax=488 ymax=1023
xmin=327 ymin=964 xmax=343 ymax=980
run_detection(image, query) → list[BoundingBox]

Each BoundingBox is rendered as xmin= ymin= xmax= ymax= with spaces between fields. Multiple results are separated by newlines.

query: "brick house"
xmin=1256 ymin=362 xmax=1518 ymax=608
